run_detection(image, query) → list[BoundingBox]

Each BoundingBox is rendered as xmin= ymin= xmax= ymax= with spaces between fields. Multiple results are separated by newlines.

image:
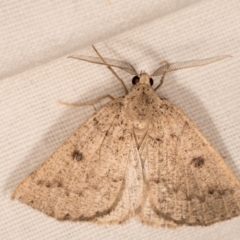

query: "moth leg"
xmin=59 ymin=94 xmax=115 ymax=110
xmin=154 ymin=61 xmax=169 ymax=91
xmin=92 ymin=45 xmax=128 ymax=94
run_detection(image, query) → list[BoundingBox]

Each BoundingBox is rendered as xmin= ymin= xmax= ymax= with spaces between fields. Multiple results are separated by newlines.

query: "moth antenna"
xmin=91 ymin=45 xmax=128 ymax=94
xmin=154 ymin=61 xmax=169 ymax=91
xmin=151 ymin=55 xmax=232 ymax=76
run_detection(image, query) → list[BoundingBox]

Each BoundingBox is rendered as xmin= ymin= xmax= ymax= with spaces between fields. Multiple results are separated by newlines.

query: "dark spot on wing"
xmin=230 ymin=189 xmax=235 ymax=194
xmin=37 ymin=179 xmax=63 ymax=188
xmin=218 ymin=189 xmax=226 ymax=195
xmin=118 ymin=102 xmax=124 ymax=107
xmin=63 ymin=213 xmax=70 ymax=220
xmin=154 ymin=179 xmax=159 ymax=184
xmin=186 ymin=195 xmax=192 ymax=201
xmin=208 ymin=189 xmax=214 ymax=195
xmin=72 ymin=150 xmax=83 ymax=161
xmin=52 ymin=180 xmax=62 ymax=187
xmin=93 ymin=117 xmax=99 ymax=124
xmin=231 ymin=210 xmax=238 ymax=216
xmin=191 ymin=157 xmax=205 ymax=168
xmin=217 ymin=188 xmax=234 ymax=196
xmin=36 ymin=180 xmax=44 ymax=185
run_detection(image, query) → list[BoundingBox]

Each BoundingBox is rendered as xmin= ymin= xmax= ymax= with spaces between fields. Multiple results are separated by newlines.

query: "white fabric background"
xmin=1 ymin=0 xmax=240 ymax=239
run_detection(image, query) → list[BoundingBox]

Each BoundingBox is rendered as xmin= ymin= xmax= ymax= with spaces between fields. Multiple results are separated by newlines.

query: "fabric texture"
xmin=1 ymin=0 xmax=240 ymax=239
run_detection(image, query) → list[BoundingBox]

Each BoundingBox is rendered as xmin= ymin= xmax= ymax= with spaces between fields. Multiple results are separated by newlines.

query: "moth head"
xmin=132 ymin=72 xmax=154 ymax=86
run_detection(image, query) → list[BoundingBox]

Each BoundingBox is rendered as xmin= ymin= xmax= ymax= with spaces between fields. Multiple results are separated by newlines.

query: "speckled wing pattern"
xmin=12 ymin=86 xmax=179 ymax=226
xmin=12 ymin=66 xmax=240 ymax=227
xmin=12 ymin=99 xmax=133 ymax=221
xmin=145 ymin=98 xmax=240 ymax=226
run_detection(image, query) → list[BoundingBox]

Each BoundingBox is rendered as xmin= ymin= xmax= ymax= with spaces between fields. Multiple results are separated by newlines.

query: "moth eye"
xmin=132 ymin=76 xmax=140 ymax=85
xmin=150 ymin=78 xmax=154 ymax=86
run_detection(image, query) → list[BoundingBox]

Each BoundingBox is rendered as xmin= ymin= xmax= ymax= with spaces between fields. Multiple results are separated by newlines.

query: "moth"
xmin=12 ymin=46 xmax=240 ymax=227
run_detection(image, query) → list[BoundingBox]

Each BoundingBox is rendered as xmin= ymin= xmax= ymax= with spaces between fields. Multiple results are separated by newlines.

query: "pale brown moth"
xmin=12 ymin=46 xmax=240 ymax=227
